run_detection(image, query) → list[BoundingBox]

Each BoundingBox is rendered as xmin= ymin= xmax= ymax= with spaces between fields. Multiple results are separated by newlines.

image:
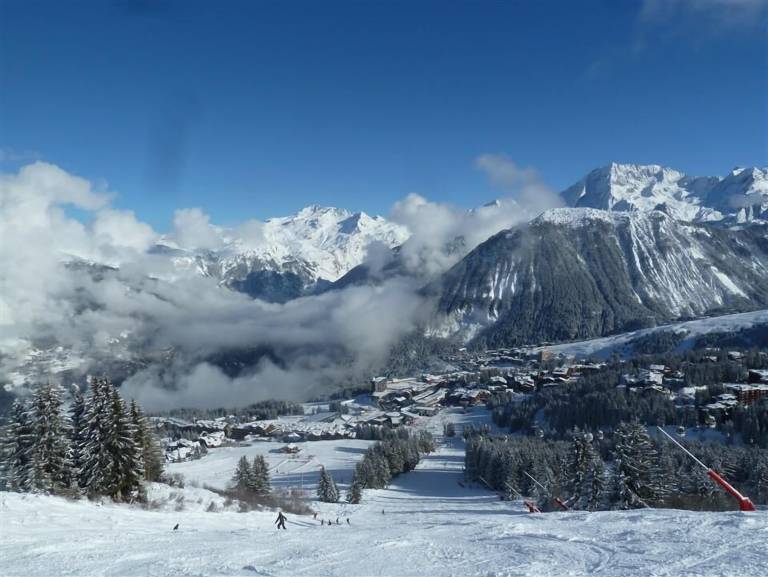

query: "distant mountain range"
xmin=3 ymin=163 xmax=767 ymax=395
xmin=561 ymin=164 xmax=767 ymax=224
xmin=140 ymin=164 xmax=767 ymax=304
xmin=147 ymin=163 xmax=768 ymax=346
xmin=154 ymin=205 xmax=409 ymax=302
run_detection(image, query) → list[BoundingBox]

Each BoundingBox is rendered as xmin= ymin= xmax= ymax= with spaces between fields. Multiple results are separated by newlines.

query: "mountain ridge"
xmin=427 ymin=208 xmax=768 ymax=346
xmin=560 ymin=163 xmax=768 ymax=223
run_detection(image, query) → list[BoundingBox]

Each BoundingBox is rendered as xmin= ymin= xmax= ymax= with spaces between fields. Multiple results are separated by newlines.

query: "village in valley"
xmin=156 ymin=345 xmax=768 ymax=466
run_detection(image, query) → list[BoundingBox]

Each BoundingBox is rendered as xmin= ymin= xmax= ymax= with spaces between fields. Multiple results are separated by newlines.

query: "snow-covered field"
xmin=169 ymin=438 xmax=377 ymax=494
xmin=2 ymin=408 xmax=767 ymax=577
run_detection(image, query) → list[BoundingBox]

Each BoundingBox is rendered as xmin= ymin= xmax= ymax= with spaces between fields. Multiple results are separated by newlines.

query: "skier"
xmin=275 ymin=511 xmax=287 ymax=530
xmin=336 ymin=517 xmax=340 ymax=525
xmin=172 ymin=523 xmax=179 ymax=531
xmin=313 ymin=512 xmax=318 ymax=520
xmin=346 ymin=518 xmax=350 ymax=525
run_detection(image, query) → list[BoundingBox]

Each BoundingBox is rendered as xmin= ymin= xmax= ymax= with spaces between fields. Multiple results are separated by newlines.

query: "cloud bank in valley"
xmin=0 ymin=157 xmax=558 ymax=410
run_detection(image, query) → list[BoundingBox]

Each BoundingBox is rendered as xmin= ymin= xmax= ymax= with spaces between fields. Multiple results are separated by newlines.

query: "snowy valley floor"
xmin=2 ymin=410 xmax=768 ymax=577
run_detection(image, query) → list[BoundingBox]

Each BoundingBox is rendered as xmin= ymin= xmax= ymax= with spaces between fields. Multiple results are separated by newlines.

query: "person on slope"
xmin=275 ymin=511 xmax=287 ymax=530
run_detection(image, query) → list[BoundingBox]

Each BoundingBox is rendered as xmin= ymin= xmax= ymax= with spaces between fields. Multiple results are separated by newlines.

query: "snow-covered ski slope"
xmin=531 ymin=308 xmax=768 ymax=359
xmin=2 ymin=408 xmax=767 ymax=577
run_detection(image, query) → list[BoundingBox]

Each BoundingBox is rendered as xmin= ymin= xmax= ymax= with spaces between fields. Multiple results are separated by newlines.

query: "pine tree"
xmin=0 ymin=400 xmax=34 ymax=492
xmin=26 ymin=383 xmax=74 ymax=493
xmin=565 ymin=433 xmax=595 ymax=506
xmin=69 ymin=385 xmax=87 ymax=482
xmin=106 ymin=387 xmax=143 ymax=502
xmin=317 ymin=467 xmax=339 ymax=503
xmin=248 ymin=455 xmax=271 ymax=496
xmin=79 ymin=378 xmax=143 ymax=501
xmin=384 ymin=441 xmax=405 ymax=475
xmin=583 ymin=454 xmax=606 ymax=511
xmin=346 ymin=468 xmax=363 ymax=504
xmin=79 ymin=377 xmax=114 ymax=494
xmin=130 ymin=400 xmax=164 ymax=482
xmin=611 ymin=422 xmax=664 ymax=509
xmin=564 ymin=433 xmax=606 ymax=510
xmin=232 ymin=456 xmax=252 ymax=492
xmin=371 ymin=451 xmax=391 ymax=488
xmin=755 ymin=457 xmax=768 ymax=504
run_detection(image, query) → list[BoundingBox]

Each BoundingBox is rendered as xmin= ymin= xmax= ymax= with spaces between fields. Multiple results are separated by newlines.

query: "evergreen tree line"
xmin=231 ymin=455 xmax=271 ymax=496
xmin=628 ymin=330 xmax=686 ymax=355
xmin=352 ymin=423 xmax=427 ymax=441
xmin=465 ymin=423 xmax=768 ymax=511
xmin=215 ymin=454 xmax=310 ymax=515
xmin=730 ymin=400 xmax=768 ymax=447
xmin=345 ymin=430 xmax=435 ymax=504
xmin=155 ymin=400 xmax=305 ymax=423
xmin=693 ymin=326 xmax=768 ymax=351
xmin=380 ymin=331 xmax=459 ymax=378
xmin=327 ymin=400 xmax=350 ymax=414
xmin=491 ymin=357 xmax=768 ymax=445
xmin=621 ymin=347 xmax=767 ymax=384
xmin=0 ymin=378 xmax=163 ymax=502
xmin=492 ymin=369 xmax=681 ymax=437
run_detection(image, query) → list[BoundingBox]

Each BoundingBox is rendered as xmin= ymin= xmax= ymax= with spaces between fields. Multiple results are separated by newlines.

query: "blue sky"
xmin=1 ymin=0 xmax=766 ymax=230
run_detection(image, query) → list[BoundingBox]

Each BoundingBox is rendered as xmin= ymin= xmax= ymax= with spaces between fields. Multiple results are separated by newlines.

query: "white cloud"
xmin=172 ymin=207 xmax=224 ymax=250
xmin=0 ymin=156 xmax=559 ymax=410
xmin=234 ymin=219 xmax=266 ymax=250
xmin=0 ymin=162 xmax=113 ymax=331
xmin=475 ymin=154 xmax=562 ymax=216
xmin=388 ymin=155 xmax=561 ymax=278
xmin=0 ymin=161 xmax=429 ymax=410
xmin=93 ymin=208 xmax=158 ymax=254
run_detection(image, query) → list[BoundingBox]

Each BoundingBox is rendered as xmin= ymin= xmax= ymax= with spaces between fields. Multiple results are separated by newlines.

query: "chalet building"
xmin=638 ymin=369 xmax=664 ymax=386
xmin=702 ymin=393 xmax=739 ymax=420
xmin=642 ymin=384 xmax=671 ymax=398
xmin=410 ymin=405 xmax=439 ymax=417
xmin=371 ymin=376 xmax=389 ymax=392
xmin=230 ymin=422 xmax=278 ymax=440
xmin=723 ymin=383 xmax=768 ymax=405
xmin=748 ymin=369 xmax=768 ymax=384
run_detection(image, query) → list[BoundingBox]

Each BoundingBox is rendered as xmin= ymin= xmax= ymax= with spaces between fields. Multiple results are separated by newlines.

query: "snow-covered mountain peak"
xmin=607 ymin=162 xmax=680 ymax=182
xmin=277 ymin=204 xmax=352 ymax=224
xmin=702 ymin=166 xmax=768 ymax=220
xmin=559 ymin=163 xmax=768 ymax=223
xmin=159 ymin=205 xmax=410 ymax=301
